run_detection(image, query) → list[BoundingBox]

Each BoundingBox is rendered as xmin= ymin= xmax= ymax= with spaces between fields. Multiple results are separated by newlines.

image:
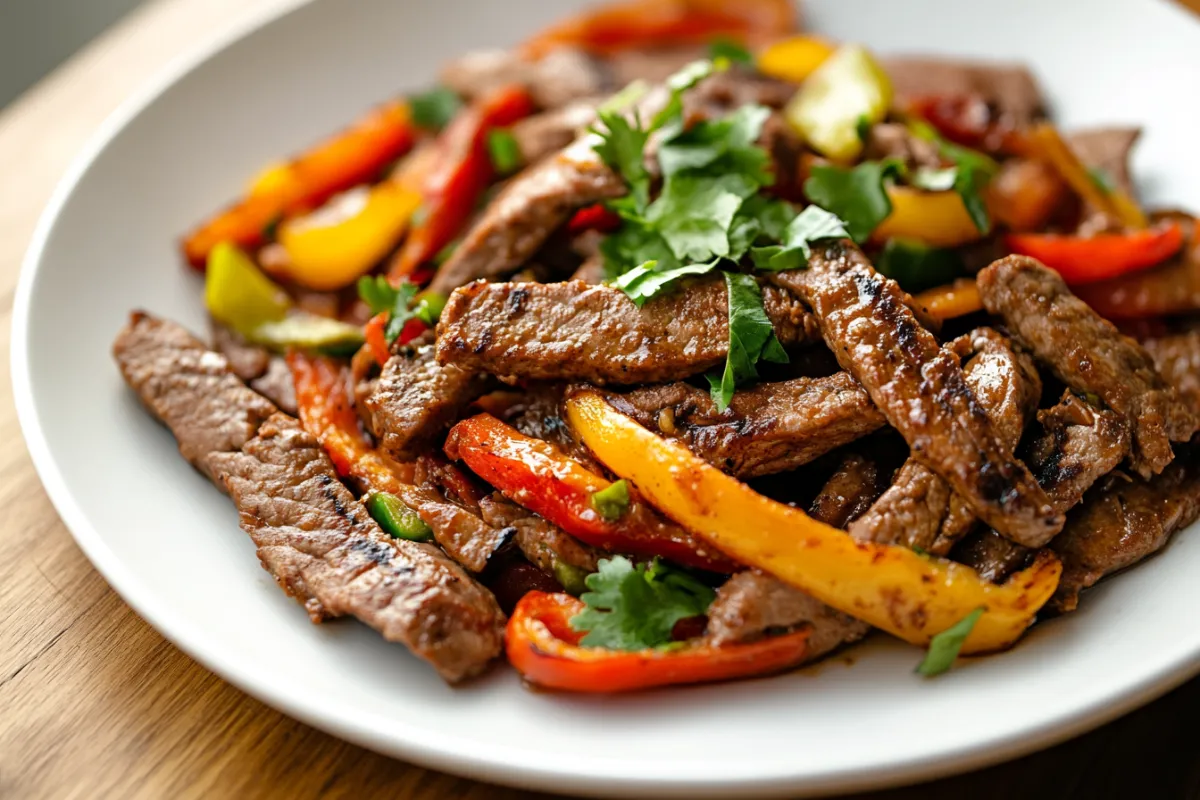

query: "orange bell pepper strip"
xmin=521 ymin=0 xmax=796 ymax=59
xmin=444 ymin=413 xmax=738 ymax=573
xmin=565 ymin=391 xmax=1062 ymax=654
xmin=388 ymin=85 xmax=535 ymax=281
xmin=287 ymin=350 xmax=415 ymax=489
xmin=913 ymin=279 xmax=983 ymax=321
xmin=507 ymin=591 xmax=813 ymax=693
xmin=182 ymin=101 xmax=417 ymax=269
xmin=756 ymin=35 xmax=835 ymax=84
xmin=1006 ymin=222 xmax=1184 ymax=286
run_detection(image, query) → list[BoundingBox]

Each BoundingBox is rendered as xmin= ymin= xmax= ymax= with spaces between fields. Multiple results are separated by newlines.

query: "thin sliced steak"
xmin=115 ymin=312 xmax=277 ymax=483
xmin=881 ymin=56 xmax=1045 ymax=124
xmin=1051 ymin=447 xmax=1200 ymax=611
xmin=1143 ymin=329 xmax=1200 ymax=409
xmin=114 ymin=313 xmax=505 ymax=682
xmin=437 ymin=276 xmax=816 ymax=385
xmin=603 ymin=372 xmax=884 ymax=478
xmin=479 ymin=493 xmax=603 ymax=575
xmin=512 ymin=98 xmax=602 ymax=165
xmin=393 ymin=481 xmax=511 ymax=573
xmin=769 ymin=241 xmax=1062 ymax=546
xmin=978 ymin=255 xmax=1199 ymax=478
xmin=852 ymin=328 xmax=1041 ymax=553
xmin=1067 ymin=127 xmax=1140 ymax=200
xmin=363 ymin=332 xmax=490 ymax=461
xmin=439 ymin=47 xmax=607 ymax=109
xmin=808 ymin=452 xmax=885 ymax=531
xmin=210 ymin=319 xmax=270 ymax=380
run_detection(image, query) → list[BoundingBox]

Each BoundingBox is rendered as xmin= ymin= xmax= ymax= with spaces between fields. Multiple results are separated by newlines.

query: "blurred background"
xmin=0 ymin=0 xmax=146 ymax=108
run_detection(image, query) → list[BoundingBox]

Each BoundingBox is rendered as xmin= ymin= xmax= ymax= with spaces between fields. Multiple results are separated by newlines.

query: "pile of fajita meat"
xmin=114 ymin=0 xmax=1200 ymax=691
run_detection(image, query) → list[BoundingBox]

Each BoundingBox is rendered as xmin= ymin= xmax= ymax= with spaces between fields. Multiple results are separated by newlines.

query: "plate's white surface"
xmin=13 ymin=0 xmax=1200 ymax=796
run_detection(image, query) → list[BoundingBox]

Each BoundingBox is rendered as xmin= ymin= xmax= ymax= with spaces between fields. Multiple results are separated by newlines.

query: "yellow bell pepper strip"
xmin=871 ymin=186 xmax=983 ymax=248
xmin=520 ymin=0 xmax=796 ymax=59
xmin=507 ymin=591 xmax=814 ymax=693
xmin=913 ymin=279 xmax=984 ymax=321
xmin=783 ymin=44 xmax=892 ymax=162
xmin=1007 ymin=222 xmax=1184 ymax=286
xmin=182 ymin=101 xmax=416 ymax=269
xmin=564 ymin=391 xmax=1062 ymax=654
xmin=756 ymin=35 xmax=835 ymax=84
xmin=276 ymin=182 xmax=422 ymax=291
xmin=1024 ymin=122 xmax=1147 ymax=230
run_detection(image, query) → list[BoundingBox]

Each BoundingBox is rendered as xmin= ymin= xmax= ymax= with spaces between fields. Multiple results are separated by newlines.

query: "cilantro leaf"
xmin=728 ymin=195 xmax=797 ymax=259
xmin=916 ymin=607 xmax=984 ymax=677
xmin=601 ymin=225 xmax=679 ymax=280
xmin=486 ymin=128 xmax=521 ymax=175
xmin=803 ymin=159 xmax=902 ymax=244
xmin=752 ymin=205 xmax=850 ymax=271
xmin=357 ymin=275 xmax=399 ymax=315
xmin=356 ymin=275 xmax=425 ymax=343
xmin=409 ymin=87 xmax=462 ymax=131
xmin=590 ymin=480 xmax=630 ymax=521
xmin=908 ymin=121 xmax=997 ymax=234
xmin=613 ymin=259 xmax=718 ymax=306
xmin=708 ymin=38 xmax=753 ymax=65
xmin=647 ymin=173 xmax=757 ymax=261
xmin=875 ymin=238 xmax=963 ymax=293
xmin=570 ymin=556 xmax=715 ymax=650
xmin=590 ymin=109 xmax=653 ymax=212
xmin=707 ymin=272 xmax=788 ymax=410
xmin=657 ymin=104 xmax=772 ymax=182
xmin=651 ymin=59 xmax=718 ymax=130
xmin=598 ymin=80 xmax=650 ymax=116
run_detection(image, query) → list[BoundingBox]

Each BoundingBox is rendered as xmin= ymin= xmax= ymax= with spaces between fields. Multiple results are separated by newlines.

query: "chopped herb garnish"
xmin=706 ymin=272 xmax=788 ymax=411
xmin=409 ymin=87 xmax=462 ymax=131
xmin=916 ymin=607 xmax=984 ymax=677
xmin=413 ymin=292 xmax=447 ymax=326
xmin=356 ymin=275 xmax=428 ymax=343
xmin=909 ymin=120 xmax=998 ymax=234
xmin=875 ymin=238 xmax=963 ymax=293
xmin=486 ymin=128 xmax=522 ymax=175
xmin=590 ymin=479 xmax=631 ymax=521
xmin=612 ymin=260 xmax=719 ymax=306
xmin=910 ymin=166 xmax=958 ymax=192
xmin=803 ymin=159 xmax=903 ymax=244
xmin=708 ymin=37 xmax=754 ymax=65
xmin=357 ymin=274 xmax=400 ymax=315
xmin=751 ymin=205 xmax=851 ymax=272
xmin=570 ymin=556 xmax=715 ymax=650
xmin=1089 ymin=166 xmax=1116 ymax=194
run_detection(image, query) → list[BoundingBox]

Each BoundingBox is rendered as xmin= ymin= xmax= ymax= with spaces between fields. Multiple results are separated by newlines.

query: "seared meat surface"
xmin=479 ymin=493 xmax=603 ymax=576
xmin=978 ymin=256 xmax=1199 ymax=478
xmin=881 ymin=56 xmax=1045 ymax=125
xmin=1143 ymin=329 xmax=1200 ymax=407
xmin=770 ymin=241 xmax=1062 ymax=546
xmin=437 ymin=276 xmax=817 ymax=385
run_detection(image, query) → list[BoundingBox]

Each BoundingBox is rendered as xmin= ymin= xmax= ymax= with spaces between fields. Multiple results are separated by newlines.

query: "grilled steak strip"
xmin=851 ymin=328 xmax=1041 ymax=553
xmin=437 ymin=276 xmax=817 ymax=385
xmin=769 ymin=241 xmax=1062 ymax=546
xmin=363 ymin=331 xmax=490 ymax=462
xmin=1143 ymin=329 xmax=1200 ymax=408
xmin=479 ymin=493 xmax=603 ymax=576
xmin=603 ymin=372 xmax=884 ymax=478
xmin=978 ymin=256 xmax=1199 ymax=478
xmin=1051 ymin=447 xmax=1200 ymax=611
xmin=881 ymin=56 xmax=1046 ymax=125
xmin=808 ymin=452 xmax=886 ymax=531
xmin=114 ymin=313 xmax=505 ymax=682
xmin=955 ymin=392 xmax=1132 ymax=582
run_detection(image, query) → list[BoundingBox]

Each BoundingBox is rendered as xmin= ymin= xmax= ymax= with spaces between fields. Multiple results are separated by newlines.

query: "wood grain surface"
xmin=3 ymin=1 xmax=1200 ymax=798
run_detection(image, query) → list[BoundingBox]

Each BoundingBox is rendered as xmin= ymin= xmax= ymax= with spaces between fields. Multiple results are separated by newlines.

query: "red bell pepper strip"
xmin=1006 ymin=222 xmax=1184 ymax=286
xmin=363 ymin=311 xmax=428 ymax=366
xmin=567 ymin=204 xmax=622 ymax=235
xmin=507 ymin=592 xmax=812 ymax=693
xmin=182 ymin=101 xmax=417 ymax=269
xmin=521 ymin=0 xmax=796 ymax=58
xmin=905 ymin=94 xmax=1026 ymax=155
xmin=1073 ymin=219 xmax=1200 ymax=320
xmin=287 ymin=349 xmax=415 ymax=489
xmin=388 ymin=85 xmax=535 ymax=281
xmin=444 ymin=413 xmax=738 ymax=573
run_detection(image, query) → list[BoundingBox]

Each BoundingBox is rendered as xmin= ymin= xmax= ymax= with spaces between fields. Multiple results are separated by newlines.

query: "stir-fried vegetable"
xmin=388 ymin=84 xmax=534 ymax=280
xmin=571 ymin=556 xmax=713 ymax=649
xmin=443 ymin=413 xmax=739 ymax=572
xmin=874 ymin=238 xmax=963 ymax=293
xmin=1006 ymin=222 xmax=1184 ymax=285
xmin=872 ymin=186 xmax=982 ymax=247
xmin=366 ymin=491 xmax=434 ymax=541
xmin=1073 ymin=219 xmax=1200 ymax=319
xmin=783 ymin=44 xmax=892 ymax=162
xmin=507 ymin=592 xmax=813 ymax=692
xmin=914 ymin=278 xmax=984 ymax=321
xmin=565 ymin=391 xmax=1062 ymax=653
xmin=521 ymin=0 xmax=796 ymax=58
xmin=182 ymin=101 xmax=416 ymax=268
xmin=756 ymin=35 xmax=835 ymax=83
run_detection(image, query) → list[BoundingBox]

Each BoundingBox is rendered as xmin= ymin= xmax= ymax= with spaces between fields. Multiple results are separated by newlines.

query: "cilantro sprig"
xmin=707 ymin=273 xmax=789 ymax=410
xmin=908 ymin=120 xmax=998 ymax=234
xmin=916 ymin=607 xmax=984 ymax=677
xmin=803 ymin=159 xmax=903 ymax=244
xmin=570 ymin=556 xmax=715 ymax=651
xmin=357 ymin=275 xmax=445 ymax=344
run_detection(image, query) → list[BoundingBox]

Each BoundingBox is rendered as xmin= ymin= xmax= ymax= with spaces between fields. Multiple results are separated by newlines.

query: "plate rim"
xmin=11 ymin=1 xmax=1200 ymax=796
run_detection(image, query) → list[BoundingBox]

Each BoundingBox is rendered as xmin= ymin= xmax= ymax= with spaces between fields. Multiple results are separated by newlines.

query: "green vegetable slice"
xmin=205 ymin=242 xmax=291 ymax=337
xmin=251 ymin=314 xmax=365 ymax=356
xmin=875 ymin=238 xmax=964 ymax=293
xmin=916 ymin=607 xmax=984 ymax=676
xmin=486 ymin=128 xmax=522 ymax=175
xmin=784 ymin=44 xmax=893 ymax=162
xmin=366 ymin=492 xmax=433 ymax=542
xmin=590 ymin=479 xmax=631 ymax=521
xmin=708 ymin=38 xmax=754 ymax=65
xmin=409 ymin=87 xmax=462 ymax=131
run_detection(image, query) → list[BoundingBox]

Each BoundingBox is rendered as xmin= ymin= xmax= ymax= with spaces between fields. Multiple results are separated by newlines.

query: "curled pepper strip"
xmin=565 ymin=391 xmax=1062 ymax=655
xmin=1006 ymin=222 xmax=1184 ymax=286
xmin=444 ymin=413 xmax=738 ymax=573
xmin=183 ymin=101 xmax=416 ymax=269
xmin=507 ymin=592 xmax=813 ymax=693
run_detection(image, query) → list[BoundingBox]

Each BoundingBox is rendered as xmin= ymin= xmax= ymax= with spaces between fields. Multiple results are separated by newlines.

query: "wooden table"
xmin=3 ymin=1 xmax=1200 ymax=797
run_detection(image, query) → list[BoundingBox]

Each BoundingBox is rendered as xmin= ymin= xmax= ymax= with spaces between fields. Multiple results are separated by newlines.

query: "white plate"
xmin=13 ymin=0 xmax=1200 ymax=796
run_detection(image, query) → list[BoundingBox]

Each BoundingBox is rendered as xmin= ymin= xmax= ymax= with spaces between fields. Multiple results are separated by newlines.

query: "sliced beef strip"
xmin=769 ymin=241 xmax=1062 ymax=546
xmin=478 ymin=492 xmax=603 ymax=576
xmin=363 ymin=331 xmax=491 ymax=461
xmin=393 ymin=481 xmax=511 ymax=574
xmin=1067 ymin=127 xmax=1140 ymax=199
xmin=439 ymin=47 xmax=607 ymax=109
xmin=250 ymin=356 xmax=298 ymax=416
xmin=511 ymin=98 xmax=602 ymax=165
xmin=210 ymin=319 xmax=270 ymax=380
xmin=1143 ymin=329 xmax=1200 ymax=409
xmin=850 ymin=328 xmax=1042 ymax=553
xmin=115 ymin=312 xmax=278 ymax=483
xmin=978 ymin=255 xmax=1199 ymax=478
xmin=1051 ymin=447 xmax=1200 ymax=612
xmin=863 ymin=122 xmax=942 ymax=170
xmin=808 ymin=452 xmax=885 ymax=531
xmin=114 ymin=313 xmax=505 ymax=683
xmin=955 ymin=392 xmax=1131 ymax=582
xmin=436 ymin=276 xmax=817 ymax=385
xmin=603 ymin=372 xmax=884 ymax=478
xmin=881 ymin=56 xmax=1046 ymax=125
xmin=209 ymin=414 xmax=505 ymax=682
